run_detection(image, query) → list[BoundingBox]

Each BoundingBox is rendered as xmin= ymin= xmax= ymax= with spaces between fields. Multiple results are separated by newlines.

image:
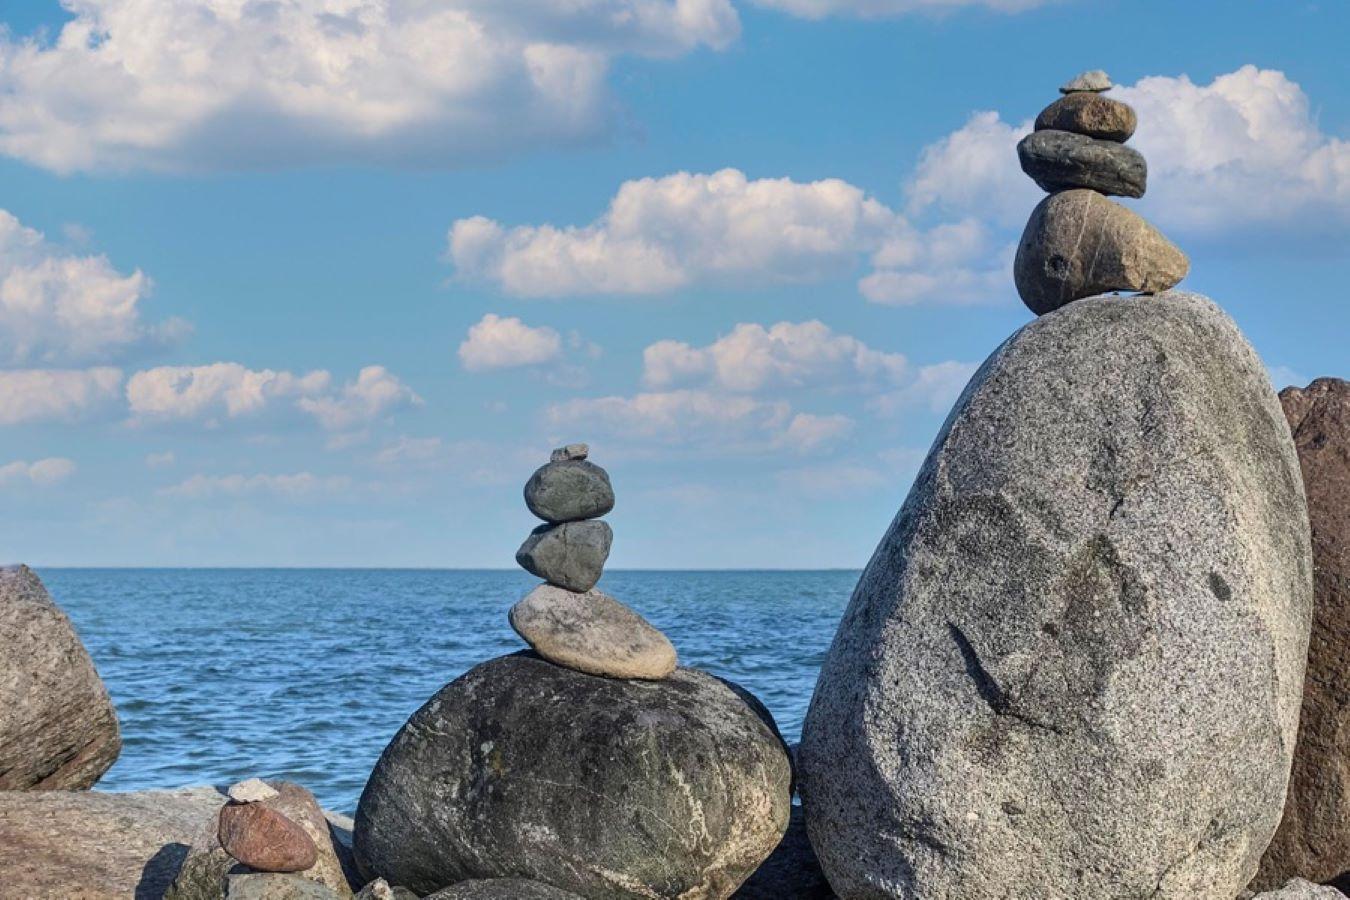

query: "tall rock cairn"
xmin=1014 ymin=69 xmax=1190 ymax=315
xmin=510 ymin=443 xmax=677 ymax=680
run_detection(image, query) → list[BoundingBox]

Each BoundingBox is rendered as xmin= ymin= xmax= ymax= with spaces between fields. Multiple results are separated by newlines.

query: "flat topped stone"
xmin=524 ymin=459 xmax=614 ymax=523
xmin=1035 ymin=92 xmax=1137 ymax=142
xmin=1018 ymin=129 xmax=1147 ymax=197
xmin=1061 ymin=69 xmax=1111 ymax=93
xmin=551 ymin=443 xmax=589 ymax=462
xmin=229 ymin=777 xmax=280 ymax=803
xmin=516 ymin=520 xmax=613 ymax=593
xmin=509 ymin=584 xmax=677 ymax=680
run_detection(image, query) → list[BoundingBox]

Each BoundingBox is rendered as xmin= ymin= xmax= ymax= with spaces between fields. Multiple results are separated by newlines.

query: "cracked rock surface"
xmin=798 ymin=292 xmax=1312 ymax=899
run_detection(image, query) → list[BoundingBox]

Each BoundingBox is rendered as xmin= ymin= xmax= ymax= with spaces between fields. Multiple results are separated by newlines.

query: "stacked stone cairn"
xmin=1014 ymin=69 xmax=1190 ymax=315
xmin=511 ymin=442 xmax=677 ymax=679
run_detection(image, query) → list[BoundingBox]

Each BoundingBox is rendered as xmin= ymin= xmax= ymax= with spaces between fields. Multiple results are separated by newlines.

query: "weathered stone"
xmin=1245 ymin=879 xmax=1347 ymax=899
xmin=354 ymin=879 xmax=418 ymax=900
xmin=219 ymin=802 xmax=320 ymax=873
xmin=1061 ymin=69 xmax=1111 ymax=93
xmin=225 ymin=873 xmax=342 ymax=899
xmin=515 ymin=521 xmax=612 ymax=592
xmin=799 ymin=292 xmax=1313 ymax=899
xmin=1253 ymin=378 xmax=1350 ymax=890
xmin=550 ymin=443 xmax=589 ymax=462
xmin=509 ymin=584 xmax=677 ymax=680
xmin=1017 ymin=129 xmax=1147 ymax=197
xmin=1035 ymin=92 xmax=1138 ymax=142
xmin=524 ymin=459 xmax=615 ymax=523
xmin=0 ymin=564 xmax=121 ymax=790
xmin=230 ymin=778 xmax=281 ymax=804
xmin=733 ymin=806 xmax=835 ymax=899
xmin=425 ymin=880 xmax=583 ymax=899
xmin=0 ymin=785 xmax=226 ymax=898
xmin=355 ymin=652 xmax=791 ymax=898
xmin=1014 ymin=189 xmax=1189 ymax=315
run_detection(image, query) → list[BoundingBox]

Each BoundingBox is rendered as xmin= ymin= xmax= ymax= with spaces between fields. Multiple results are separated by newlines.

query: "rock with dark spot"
xmin=1018 ymin=130 xmax=1147 ymax=197
xmin=799 ymin=292 xmax=1312 ymax=899
xmin=1035 ymin=92 xmax=1137 ymax=142
xmin=524 ymin=460 xmax=615 ymax=523
xmin=509 ymin=584 xmax=676 ymax=679
xmin=219 ymin=802 xmax=320 ymax=873
xmin=1014 ymin=189 xmax=1189 ymax=315
xmin=1252 ymin=378 xmax=1350 ymax=890
xmin=354 ymin=652 xmax=791 ymax=898
xmin=515 ymin=521 xmax=613 ymax=592
xmin=733 ymin=806 xmax=835 ymax=899
xmin=0 ymin=564 xmax=121 ymax=790
xmin=425 ymin=880 xmax=583 ymax=899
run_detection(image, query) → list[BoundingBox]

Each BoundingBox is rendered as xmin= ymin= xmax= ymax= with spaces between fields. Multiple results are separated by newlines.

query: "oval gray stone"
xmin=509 ymin=584 xmax=677 ymax=680
xmin=1017 ymin=129 xmax=1147 ymax=197
xmin=798 ymin=292 xmax=1312 ymax=900
xmin=354 ymin=653 xmax=792 ymax=898
xmin=1014 ymin=189 xmax=1189 ymax=315
xmin=524 ymin=460 xmax=614 ymax=523
xmin=515 ymin=521 xmax=612 ymax=592
xmin=0 ymin=564 xmax=121 ymax=789
xmin=425 ymin=880 xmax=582 ymax=899
xmin=1035 ymin=92 xmax=1137 ymax=142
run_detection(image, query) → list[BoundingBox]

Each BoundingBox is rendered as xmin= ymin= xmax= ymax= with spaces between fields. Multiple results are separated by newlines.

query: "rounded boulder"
xmin=524 ymin=460 xmax=615 ymax=523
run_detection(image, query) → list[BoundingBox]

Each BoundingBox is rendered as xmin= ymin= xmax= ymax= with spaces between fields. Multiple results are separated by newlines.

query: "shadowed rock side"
xmin=0 ymin=564 xmax=121 ymax=790
xmin=354 ymin=652 xmax=791 ymax=899
xmin=732 ymin=806 xmax=835 ymax=899
xmin=1253 ymin=378 xmax=1350 ymax=890
xmin=799 ymin=292 xmax=1312 ymax=899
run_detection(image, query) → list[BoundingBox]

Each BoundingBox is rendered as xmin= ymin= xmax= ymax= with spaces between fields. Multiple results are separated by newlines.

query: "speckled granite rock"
xmin=1017 ymin=129 xmax=1147 ymax=197
xmin=1244 ymin=879 xmax=1347 ymax=898
xmin=799 ymin=292 xmax=1312 ymax=899
xmin=524 ymin=459 xmax=615 ymax=523
xmin=1253 ymin=378 xmax=1350 ymax=890
xmin=515 ymin=521 xmax=613 ymax=592
xmin=509 ymin=584 xmax=676 ymax=679
xmin=0 ymin=564 xmax=121 ymax=790
xmin=354 ymin=652 xmax=791 ymax=898
xmin=733 ymin=806 xmax=835 ymax=899
xmin=424 ymin=880 xmax=583 ymax=899
xmin=1035 ymin=92 xmax=1137 ymax=142
xmin=224 ymin=874 xmax=341 ymax=899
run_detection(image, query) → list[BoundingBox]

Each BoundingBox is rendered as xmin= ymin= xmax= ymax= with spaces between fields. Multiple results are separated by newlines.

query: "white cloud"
xmin=296 ymin=365 xmax=422 ymax=430
xmin=459 ymin=314 xmax=563 ymax=371
xmin=0 ymin=0 xmax=739 ymax=174
xmin=905 ymin=110 xmax=1036 ymax=228
xmin=0 ymin=209 xmax=186 ymax=365
xmin=0 ymin=457 xmax=76 ymax=487
xmin=749 ymin=0 xmax=1052 ymax=19
xmin=145 ymin=451 xmax=176 ymax=468
xmin=159 ymin=471 xmax=352 ymax=499
xmin=0 ymin=367 xmax=123 ymax=424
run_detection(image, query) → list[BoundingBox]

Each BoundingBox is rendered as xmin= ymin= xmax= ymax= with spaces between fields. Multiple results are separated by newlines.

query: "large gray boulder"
xmin=0 ymin=564 xmax=121 ymax=790
xmin=799 ymin=292 xmax=1312 ymax=899
xmin=354 ymin=652 xmax=791 ymax=898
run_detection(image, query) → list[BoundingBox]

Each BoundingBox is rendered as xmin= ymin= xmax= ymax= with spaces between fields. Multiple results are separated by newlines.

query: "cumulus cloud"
xmin=0 ymin=0 xmax=739 ymax=174
xmin=0 ymin=457 xmax=76 ymax=487
xmin=0 ymin=367 xmax=123 ymax=424
xmin=749 ymin=0 xmax=1051 ymax=19
xmin=296 ymin=366 xmax=422 ymax=430
xmin=459 ymin=314 xmax=563 ymax=371
xmin=0 ymin=209 xmax=185 ymax=365
xmin=159 ymin=471 xmax=352 ymax=499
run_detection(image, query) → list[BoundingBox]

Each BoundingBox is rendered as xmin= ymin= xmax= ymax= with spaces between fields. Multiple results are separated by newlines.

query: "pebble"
xmin=515 ymin=521 xmax=613 ymax=593
xmin=1017 ymin=129 xmax=1147 ymax=198
xmin=524 ymin=460 xmax=615 ymax=524
xmin=217 ymin=801 xmax=319 ymax=874
xmin=509 ymin=584 xmax=677 ymax=680
xmin=550 ymin=443 xmax=589 ymax=462
xmin=1060 ymin=69 xmax=1111 ymax=93
xmin=1035 ymin=92 xmax=1137 ymax=142
xmin=228 ymin=778 xmax=280 ymax=804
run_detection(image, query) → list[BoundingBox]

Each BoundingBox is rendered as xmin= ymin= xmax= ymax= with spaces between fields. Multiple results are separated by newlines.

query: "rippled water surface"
xmin=42 ymin=569 xmax=856 ymax=814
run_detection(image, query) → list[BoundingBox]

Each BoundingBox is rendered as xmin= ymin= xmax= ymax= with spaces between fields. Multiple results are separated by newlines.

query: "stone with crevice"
xmin=509 ymin=584 xmax=676 ymax=680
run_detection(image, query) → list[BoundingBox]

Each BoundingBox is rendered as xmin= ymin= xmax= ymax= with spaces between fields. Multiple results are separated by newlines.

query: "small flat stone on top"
xmin=550 ymin=443 xmax=589 ymax=462
xmin=228 ymin=777 xmax=280 ymax=803
xmin=509 ymin=584 xmax=677 ymax=680
xmin=1060 ymin=69 xmax=1112 ymax=94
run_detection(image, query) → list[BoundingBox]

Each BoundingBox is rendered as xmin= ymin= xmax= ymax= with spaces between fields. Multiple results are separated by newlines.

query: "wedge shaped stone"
xmin=1018 ymin=129 xmax=1146 ymax=197
xmin=516 ymin=520 xmax=612 ymax=592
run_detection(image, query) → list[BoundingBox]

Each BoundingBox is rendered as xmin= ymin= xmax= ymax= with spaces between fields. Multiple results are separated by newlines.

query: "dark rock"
xmin=524 ymin=460 xmax=615 ymax=523
xmin=509 ymin=584 xmax=676 ymax=679
xmin=733 ymin=806 xmax=834 ymax=899
xmin=1017 ymin=129 xmax=1147 ymax=197
xmin=219 ymin=802 xmax=320 ymax=874
xmin=1035 ymin=92 xmax=1137 ymax=142
xmin=425 ymin=880 xmax=583 ymax=899
xmin=354 ymin=652 xmax=791 ymax=898
xmin=0 ymin=564 xmax=121 ymax=790
xmin=1014 ymin=189 xmax=1189 ymax=315
xmin=799 ymin=292 xmax=1312 ymax=899
xmin=515 ymin=521 xmax=612 ymax=592
xmin=1253 ymin=378 xmax=1350 ymax=889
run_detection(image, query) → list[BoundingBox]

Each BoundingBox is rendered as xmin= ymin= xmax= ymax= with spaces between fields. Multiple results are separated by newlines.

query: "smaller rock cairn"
xmin=217 ymin=779 xmax=319 ymax=875
xmin=510 ymin=443 xmax=677 ymax=680
xmin=1014 ymin=69 xmax=1190 ymax=316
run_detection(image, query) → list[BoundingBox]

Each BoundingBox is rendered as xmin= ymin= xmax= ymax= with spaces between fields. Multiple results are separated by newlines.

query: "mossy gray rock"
xmin=524 ymin=460 xmax=614 ymax=523
xmin=1018 ymin=129 xmax=1147 ymax=197
xmin=799 ymin=292 xmax=1312 ymax=899
xmin=354 ymin=652 xmax=791 ymax=898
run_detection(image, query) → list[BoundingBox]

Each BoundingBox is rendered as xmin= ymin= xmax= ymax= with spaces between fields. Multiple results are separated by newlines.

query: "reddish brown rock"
xmin=219 ymin=802 xmax=319 ymax=873
xmin=1252 ymin=377 xmax=1350 ymax=889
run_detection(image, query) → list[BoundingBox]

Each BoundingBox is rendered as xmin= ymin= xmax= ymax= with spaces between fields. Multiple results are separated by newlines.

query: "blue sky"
xmin=0 ymin=0 xmax=1346 ymax=567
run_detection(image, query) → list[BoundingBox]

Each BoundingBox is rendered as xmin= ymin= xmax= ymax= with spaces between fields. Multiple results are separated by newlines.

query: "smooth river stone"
xmin=1017 ymin=129 xmax=1147 ymax=197
xmin=1035 ymin=92 xmax=1137 ymax=142
xmin=516 ymin=520 xmax=612 ymax=592
xmin=798 ymin=292 xmax=1313 ymax=899
xmin=1061 ymin=69 xmax=1111 ymax=93
xmin=1014 ymin=189 xmax=1189 ymax=315
xmin=509 ymin=584 xmax=677 ymax=680
xmin=425 ymin=880 xmax=584 ymax=899
xmin=219 ymin=802 xmax=320 ymax=873
xmin=524 ymin=459 xmax=614 ymax=523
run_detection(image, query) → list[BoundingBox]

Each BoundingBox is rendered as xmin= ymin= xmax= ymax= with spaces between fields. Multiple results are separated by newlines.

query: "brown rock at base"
xmin=0 ymin=564 xmax=121 ymax=790
xmin=1251 ymin=378 xmax=1350 ymax=890
xmin=219 ymin=802 xmax=319 ymax=874
xmin=1035 ymin=92 xmax=1138 ymax=142
xmin=1014 ymin=189 xmax=1189 ymax=315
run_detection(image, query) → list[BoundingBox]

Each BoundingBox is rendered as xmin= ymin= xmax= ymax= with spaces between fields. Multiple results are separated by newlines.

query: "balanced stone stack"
xmin=511 ymin=443 xmax=677 ymax=680
xmin=1014 ymin=69 xmax=1190 ymax=315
